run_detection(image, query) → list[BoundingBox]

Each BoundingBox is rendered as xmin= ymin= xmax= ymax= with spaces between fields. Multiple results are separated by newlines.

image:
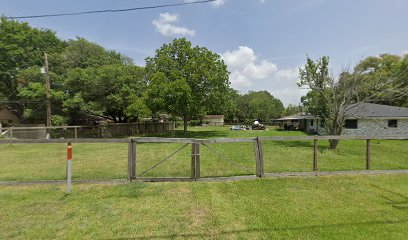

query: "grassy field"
xmin=1 ymin=126 xmax=408 ymax=239
xmin=0 ymin=126 xmax=407 ymax=180
xmin=1 ymin=174 xmax=408 ymax=239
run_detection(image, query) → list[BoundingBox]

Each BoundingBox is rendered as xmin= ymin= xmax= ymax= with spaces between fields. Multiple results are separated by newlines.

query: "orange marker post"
xmin=67 ymin=143 xmax=72 ymax=193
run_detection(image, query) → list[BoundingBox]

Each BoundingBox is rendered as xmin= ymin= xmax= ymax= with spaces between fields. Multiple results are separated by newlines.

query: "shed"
xmin=0 ymin=107 xmax=19 ymax=127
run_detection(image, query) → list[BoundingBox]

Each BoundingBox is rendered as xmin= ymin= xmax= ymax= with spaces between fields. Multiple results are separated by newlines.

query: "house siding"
xmin=342 ymin=118 xmax=408 ymax=136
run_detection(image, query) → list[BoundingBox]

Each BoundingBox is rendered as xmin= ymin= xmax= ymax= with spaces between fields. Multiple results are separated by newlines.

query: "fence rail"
xmin=1 ymin=135 xmax=407 ymax=183
xmin=0 ymin=122 xmax=175 ymax=139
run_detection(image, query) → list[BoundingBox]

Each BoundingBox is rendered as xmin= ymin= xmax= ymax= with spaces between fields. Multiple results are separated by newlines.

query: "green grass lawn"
xmin=0 ymin=126 xmax=407 ymax=180
xmin=1 ymin=174 xmax=408 ymax=239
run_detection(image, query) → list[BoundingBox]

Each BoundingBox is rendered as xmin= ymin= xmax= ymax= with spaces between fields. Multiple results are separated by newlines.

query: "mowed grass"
xmin=1 ymin=174 xmax=408 ymax=239
xmin=0 ymin=126 xmax=407 ymax=180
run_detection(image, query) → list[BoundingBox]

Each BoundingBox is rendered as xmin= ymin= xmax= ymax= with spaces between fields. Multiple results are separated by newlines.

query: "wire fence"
xmin=136 ymin=142 xmax=191 ymax=178
xmin=200 ymin=141 xmax=255 ymax=177
xmin=0 ymin=136 xmax=407 ymax=183
xmin=0 ymin=122 xmax=175 ymax=139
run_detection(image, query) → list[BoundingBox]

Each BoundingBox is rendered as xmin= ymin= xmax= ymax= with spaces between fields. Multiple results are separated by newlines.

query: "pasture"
xmin=1 ymin=174 xmax=408 ymax=239
xmin=0 ymin=126 xmax=407 ymax=180
xmin=1 ymin=126 xmax=407 ymax=239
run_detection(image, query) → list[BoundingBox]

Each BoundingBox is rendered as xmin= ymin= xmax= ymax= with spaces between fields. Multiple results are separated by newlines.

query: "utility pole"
xmin=44 ymin=52 xmax=52 ymax=126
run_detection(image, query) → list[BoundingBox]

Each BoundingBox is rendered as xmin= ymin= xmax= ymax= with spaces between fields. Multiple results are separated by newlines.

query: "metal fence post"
xmin=74 ymin=126 xmax=78 ymax=139
xmin=66 ymin=143 xmax=72 ymax=194
xmin=366 ymin=139 xmax=371 ymax=170
xmin=254 ymin=137 xmax=264 ymax=178
xmin=313 ymin=139 xmax=318 ymax=173
xmin=191 ymin=143 xmax=196 ymax=179
xmin=195 ymin=142 xmax=200 ymax=179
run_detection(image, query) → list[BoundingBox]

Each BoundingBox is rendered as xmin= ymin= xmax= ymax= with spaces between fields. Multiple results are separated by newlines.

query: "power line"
xmin=4 ymin=0 xmax=216 ymax=20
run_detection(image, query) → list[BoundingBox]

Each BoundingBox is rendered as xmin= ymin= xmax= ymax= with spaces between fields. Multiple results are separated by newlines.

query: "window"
xmin=310 ymin=119 xmax=314 ymax=126
xmin=388 ymin=120 xmax=398 ymax=128
xmin=344 ymin=119 xmax=358 ymax=129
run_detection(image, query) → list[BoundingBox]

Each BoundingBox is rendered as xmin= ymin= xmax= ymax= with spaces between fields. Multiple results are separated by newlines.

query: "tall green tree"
xmin=235 ymin=91 xmax=284 ymax=123
xmin=17 ymin=66 xmax=66 ymax=124
xmin=63 ymin=64 xmax=149 ymax=123
xmin=298 ymin=55 xmax=408 ymax=149
xmin=0 ymin=17 xmax=65 ymax=114
xmin=298 ymin=56 xmax=331 ymax=126
xmin=351 ymin=54 xmax=408 ymax=106
xmin=145 ymin=38 xmax=231 ymax=134
xmin=284 ymin=104 xmax=303 ymax=116
xmin=60 ymin=37 xmax=133 ymax=70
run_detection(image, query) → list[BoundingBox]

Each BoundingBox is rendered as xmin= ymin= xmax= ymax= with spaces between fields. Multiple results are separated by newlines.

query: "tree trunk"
xmin=183 ymin=117 xmax=188 ymax=135
xmin=329 ymin=119 xmax=342 ymax=150
xmin=329 ymin=139 xmax=339 ymax=149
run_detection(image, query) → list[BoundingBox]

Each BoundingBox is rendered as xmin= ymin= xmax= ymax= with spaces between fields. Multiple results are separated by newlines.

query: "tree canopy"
xmin=145 ymin=38 xmax=231 ymax=134
xmin=0 ymin=18 xmax=150 ymax=125
xmin=64 ymin=64 xmax=149 ymax=123
xmin=233 ymin=91 xmax=284 ymax=123
xmin=0 ymin=17 xmax=65 ymax=111
xmin=298 ymin=55 xmax=408 ymax=149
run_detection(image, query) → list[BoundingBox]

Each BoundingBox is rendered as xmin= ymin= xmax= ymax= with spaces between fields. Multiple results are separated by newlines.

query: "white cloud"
xmin=185 ymin=0 xmax=226 ymax=7
xmin=222 ymin=46 xmax=307 ymax=106
xmin=152 ymin=13 xmax=195 ymax=37
xmin=185 ymin=0 xmax=266 ymax=8
xmin=211 ymin=0 xmax=226 ymax=7
xmin=222 ymin=46 xmax=256 ymax=68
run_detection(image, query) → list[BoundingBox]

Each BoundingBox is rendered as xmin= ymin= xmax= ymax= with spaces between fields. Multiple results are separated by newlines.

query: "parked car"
xmin=230 ymin=125 xmax=250 ymax=130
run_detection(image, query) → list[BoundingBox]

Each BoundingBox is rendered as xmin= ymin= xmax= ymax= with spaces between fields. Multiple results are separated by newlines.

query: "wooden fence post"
xmin=366 ymin=139 xmax=371 ymax=170
xmin=313 ymin=139 xmax=318 ymax=173
xmin=254 ymin=137 xmax=264 ymax=178
xmin=190 ymin=142 xmax=201 ymax=180
xmin=128 ymin=140 xmax=136 ymax=180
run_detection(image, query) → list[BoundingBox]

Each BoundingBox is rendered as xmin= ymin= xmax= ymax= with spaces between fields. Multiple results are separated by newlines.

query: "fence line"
xmin=1 ymin=135 xmax=407 ymax=144
xmin=1 ymin=135 xmax=407 ymax=183
xmin=0 ymin=122 xmax=175 ymax=139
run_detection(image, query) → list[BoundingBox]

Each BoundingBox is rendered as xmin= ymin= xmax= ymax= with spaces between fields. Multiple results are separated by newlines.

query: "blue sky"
xmin=1 ymin=0 xmax=408 ymax=106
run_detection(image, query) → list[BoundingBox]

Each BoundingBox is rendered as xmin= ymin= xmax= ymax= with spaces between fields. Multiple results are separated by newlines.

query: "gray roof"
xmin=277 ymin=113 xmax=319 ymax=121
xmin=345 ymin=103 xmax=408 ymax=118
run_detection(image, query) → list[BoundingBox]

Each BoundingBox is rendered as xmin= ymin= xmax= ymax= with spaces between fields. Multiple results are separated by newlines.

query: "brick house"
xmin=342 ymin=103 xmax=408 ymax=136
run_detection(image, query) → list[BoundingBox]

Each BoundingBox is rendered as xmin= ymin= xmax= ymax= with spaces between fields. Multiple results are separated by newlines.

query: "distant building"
xmin=70 ymin=111 xmax=109 ymax=126
xmin=0 ymin=107 xmax=19 ymax=127
xmin=202 ymin=115 xmax=224 ymax=126
xmin=276 ymin=113 xmax=321 ymax=135
xmin=342 ymin=103 xmax=408 ymax=136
